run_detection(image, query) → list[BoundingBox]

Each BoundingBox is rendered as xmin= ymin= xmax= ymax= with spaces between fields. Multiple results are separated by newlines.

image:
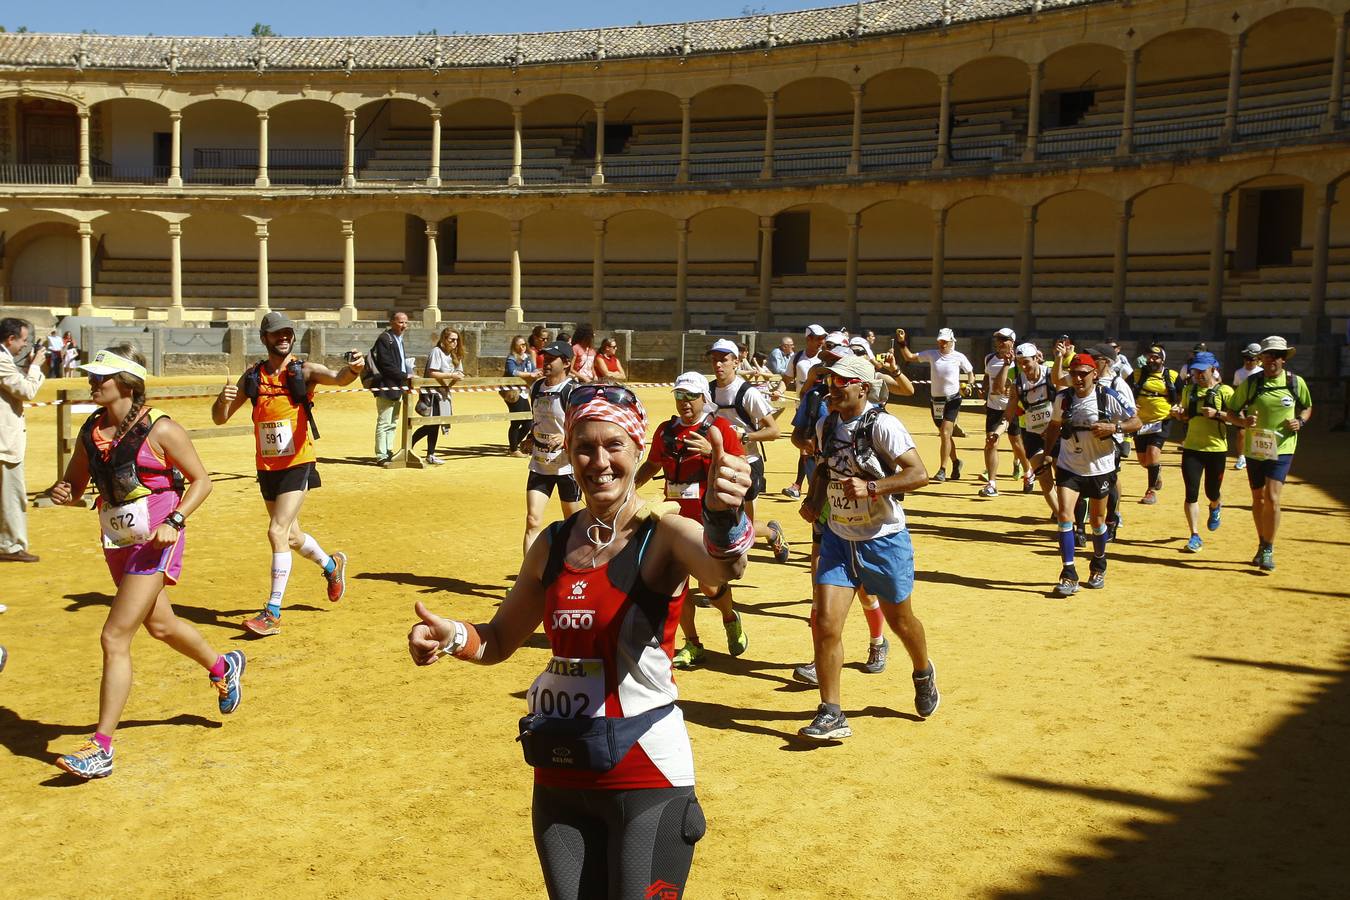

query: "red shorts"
xmin=104 ymin=531 xmax=186 ymax=587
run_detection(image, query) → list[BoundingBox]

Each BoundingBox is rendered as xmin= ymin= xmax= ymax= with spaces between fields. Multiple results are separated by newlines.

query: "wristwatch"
xmin=166 ymin=511 xmax=187 ymax=531
xmin=1114 ymin=423 xmax=1123 ymax=435
xmin=866 ymin=481 xmax=879 ymax=501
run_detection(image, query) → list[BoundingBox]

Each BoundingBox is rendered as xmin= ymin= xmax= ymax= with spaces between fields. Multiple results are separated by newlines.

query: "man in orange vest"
xmin=212 ymin=312 xmax=365 ymax=636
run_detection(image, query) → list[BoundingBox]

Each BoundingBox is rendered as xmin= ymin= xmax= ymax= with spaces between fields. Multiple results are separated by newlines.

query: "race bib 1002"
xmin=99 ymin=497 xmax=153 ymax=549
xmin=827 ymin=480 xmax=874 ymax=527
xmin=527 ymin=656 xmax=605 ymax=719
xmin=1248 ymin=428 xmax=1279 ymax=461
xmin=664 ymin=481 xmax=702 ymax=500
xmin=258 ymin=419 xmax=295 ymax=458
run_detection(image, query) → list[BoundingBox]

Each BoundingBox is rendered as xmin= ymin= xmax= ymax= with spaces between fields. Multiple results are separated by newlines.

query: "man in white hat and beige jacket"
xmin=0 ymin=317 xmax=47 ymax=563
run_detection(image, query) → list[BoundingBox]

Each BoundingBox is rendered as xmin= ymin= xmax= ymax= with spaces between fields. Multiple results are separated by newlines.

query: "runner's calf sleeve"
xmin=268 ymin=552 xmax=292 ymax=610
xmin=1057 ymin=522 xmax=1076 ymax=565
xmin=1092 ymin=524 xmax=1107 ymax=559
xmin=1147 ymin=464 xmax=1161 ymax=491
xmin=297 ymin=533 xmax=332 ymax=570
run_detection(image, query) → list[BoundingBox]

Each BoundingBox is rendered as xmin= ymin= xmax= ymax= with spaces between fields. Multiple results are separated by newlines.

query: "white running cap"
xmin=804 ymin=323 xmax=827 ymax=337
xmin=848 ymin=335 xmax=874 ymax=358
xmin=673 ymin=371 xmax=713 ymax=402
xmin=936 ymin=327 xmax=956 ymax=343
xmin=994 ymin=327 xmax=1016 ymax=341
xmin=1014 ymin=342 xmax=1040 ymax=359
xmin=707 ymin=338 xmax=740 ymax=357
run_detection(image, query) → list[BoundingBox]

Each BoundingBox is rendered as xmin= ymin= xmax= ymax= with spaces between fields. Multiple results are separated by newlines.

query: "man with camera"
xmin=0 ymin=317 xmax=46 ymax=563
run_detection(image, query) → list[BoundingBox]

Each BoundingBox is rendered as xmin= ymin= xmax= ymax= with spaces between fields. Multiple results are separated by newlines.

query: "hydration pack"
xmin=820 ymin=406 xmax=900 ymax=498
xmin=78 ymin=409 xmax=184 ymax=506
xmin=243 ymin=359 xmax=320 ymax=439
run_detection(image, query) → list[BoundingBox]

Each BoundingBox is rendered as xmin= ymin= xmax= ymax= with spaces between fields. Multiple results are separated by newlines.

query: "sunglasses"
xmin=566 ymin=383 xmax=640 ymax=410
xmin=87 ymin=372 xmax=115 ymax=384
xmin=829 ymin=374 xmax=864 ymax=388
xmin=673 ymin=390 xmax=703 ymax=402
xmin=1070 ymin=370 xmax=1094 ymax=379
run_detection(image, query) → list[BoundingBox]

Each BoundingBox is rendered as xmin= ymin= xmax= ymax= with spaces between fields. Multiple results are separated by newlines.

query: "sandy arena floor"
xmin=1 ymin=381 xmax=1347 ymax=898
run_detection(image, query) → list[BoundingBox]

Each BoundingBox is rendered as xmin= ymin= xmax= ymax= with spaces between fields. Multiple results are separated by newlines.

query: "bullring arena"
xmin=1 ymin=0 xmax=1348 ymax=897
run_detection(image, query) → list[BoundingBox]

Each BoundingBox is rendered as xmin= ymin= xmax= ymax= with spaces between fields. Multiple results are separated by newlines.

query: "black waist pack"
xmin=517 ymin=704 xmax=675 ymax=772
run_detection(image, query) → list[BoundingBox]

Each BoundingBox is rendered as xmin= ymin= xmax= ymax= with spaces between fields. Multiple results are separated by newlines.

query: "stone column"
xmin=77 ymin=109 xmax=92 ymax=186
xmin=168 ymin=110 xmax=183 ymax=187
xmin=844 ymin=212 xmax=861 ymax=327
xmin=428 ymin=111 xmax=442 ymax=186
xmin=341 ymin=220 xmax=357 ymax=326
xmin=672 ymin=219 xmax=690 ymax=331
xmin=77 ymin=222 xmax=94 ymax=313
xmin=424 ymin=223 xmax=441 ymax=326
xmin=1205 ymin=193 xmax=1229 ymax=326
xmin=343 ymin=109 xmax=357 ymax=188
xmin=591 ymin=220 xmax=606 ymax=327
xmin=677 ymin=98 xmax=692 ymax=183
xmin=256 ymin=222 xmax=271 ymax=322
xmin=926 ymin=208 xmax=946 ymax=332
xmin=1326 ymin=13 xmax=1348 ymax=133
xmin=934 ymin=74 xmax=952 ymax=169
xmin=591 ymin=103 xmax=606 ymax=185
xmin=1109 ymin=198 xmax=1133 ymax=337
xmin=1304 ymin=184 xmax=1335 ymax=333
xmin=507 ymin=221 xmax=524 ymax=325
xmin=760 ymin=92 xmax=776 ymax=180
xmin=848 ymin=85 xmax=864 ymax=175
xmin=1117 ymin=48 xmax=1139 ymax=155
xmin=1017 ymin=206 xmax=1038 ymax=335
xmin=1024 ymin=62 xmax=1043 ymax=162
xmin=757 ymin=216 xmax=775 ymax=329
xmin=256 ymin=110 xmax=270 ymax=188
xmin=1222 ymin=34 xmax=1244 ymax=143
xmin=167 ymin=222 xmax=184 ymax=326
xmin=509 ymin=106 xmax=524 ymax=186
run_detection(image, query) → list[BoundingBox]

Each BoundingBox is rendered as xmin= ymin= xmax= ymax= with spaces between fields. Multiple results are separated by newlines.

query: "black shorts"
xmin=528 ymin=470 xmax=583 ymax=503
xmin=1055 ymin=467 xmax=1116 ymax=499
xmin=1022 ymin=431 xmax=1046 ymax=458
xmin=1133 ymin=431 xmax=1167 ymax=454
xmin=931 ymin=396 xmax=961 ymax=426
xmin=257 ymin=462 xmax=320 ymax=502
xmin=985 ymin=408 xmax=1021 ymax=436
xmin=747 ymin=458 xmax=765 ymax=502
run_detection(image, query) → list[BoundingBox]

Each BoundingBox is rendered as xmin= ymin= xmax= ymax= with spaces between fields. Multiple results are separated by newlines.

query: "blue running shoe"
xmin=212 ymin=650 xmax=246 ymax=715
xmin=56 ymin=739 xmax=114 ymax=780
xmin=1207 ymin=505 xmax=1222 ymax=532
xmin=913 ymin=661 xmax=940 ymax=717
xmin=1185 ymin=534 xmax=1203 ymax=553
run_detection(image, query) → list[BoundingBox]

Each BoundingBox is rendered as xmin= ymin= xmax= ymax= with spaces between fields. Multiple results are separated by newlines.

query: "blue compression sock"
xmin=1057 ymin=522 xmax=1076 ymax=564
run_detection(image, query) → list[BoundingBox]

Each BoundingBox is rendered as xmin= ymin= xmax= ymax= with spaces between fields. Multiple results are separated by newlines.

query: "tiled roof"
xmin=0 ymin=1 xmax=1105 ymax=73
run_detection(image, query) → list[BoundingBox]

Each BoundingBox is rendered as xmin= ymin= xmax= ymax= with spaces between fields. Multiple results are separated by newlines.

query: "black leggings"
xmin=411 ymin=424 xmax=446 ymax=455
xmin=507 ymin=395 xmax=531 ymax=451
xmin=1181 ymin=448 xmax=1225 ymax=504
xmin=532 ymin=784 xmax=705 ymax=900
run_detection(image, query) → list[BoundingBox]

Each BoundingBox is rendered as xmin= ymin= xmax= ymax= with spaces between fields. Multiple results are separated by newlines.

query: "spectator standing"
xmin=63 ymin=333 xmax=79 ymax=374
xmin=0 ymin=318 xmax=46 ymax=562
xmin=528 ymin=325 xmax=551 ymax=371
xmin=411 ymin=328 xmax=464 ymax=466
xmin=503 ymin=334 xmax=540 ymax=457
xmin=768 ymin=337 xmax=794 ymax=376
xmin=370 ymin=311 xmax=412 ymax=465
xmin=571 ymin=325 xmax=598 ymax=383
xmin=594 ymin=336 xmax=627 ymax=381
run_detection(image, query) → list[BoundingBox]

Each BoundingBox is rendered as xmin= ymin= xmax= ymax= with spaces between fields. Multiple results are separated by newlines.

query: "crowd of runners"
xmin=5 ymin=309 xmax=1315 ymax=899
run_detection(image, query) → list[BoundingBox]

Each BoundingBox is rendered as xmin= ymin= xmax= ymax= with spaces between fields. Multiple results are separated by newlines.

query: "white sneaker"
xmin=0 ymin=603 xmax=7 ymax=614
xmin=425 ymin=455 xmax=445 ymax=466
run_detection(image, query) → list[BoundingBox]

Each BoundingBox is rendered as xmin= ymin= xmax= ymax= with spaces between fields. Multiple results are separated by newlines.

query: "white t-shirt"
xmin=815 ymin=409 xmax=915 ymax=541
xmin=983 ymin=354 xmax=1013 ymax=411
xmin=1051 ymin=387 xmax=1136 ymax=476
xmin=46 ymin=334 xmax=63 ymax=352
xmin=529 ymin=378 xmax=574 ymax=476
xmin=1098 ymin=374 xmax=1135 ymax=445
xmin=916 ymin=349 xmax=973 ymax=398
xmin=712 ymin=376 xmax=774 ymax=464
xmin=426 ymin=346 xmax=463 ymax=377
xmin=793 ymin=353 xmax=820 ymax=391
xmin=1233 ymin=364 xmax=1260 ymax=386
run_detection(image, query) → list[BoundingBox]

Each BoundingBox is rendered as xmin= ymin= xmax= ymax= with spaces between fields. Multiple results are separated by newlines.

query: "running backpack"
xmin=1241 ymin=370 xmax=1307 ymax=416
xmin=242 ymin=359 xmax=320 ymax=439
xmin=716 ymin=381 xmax=757 ymax=431
xmin=529 ymin=377 xmax=575 ymax=409
xmin=1054 ymin=386 xmax=1121 ymax=437
xmin=820 ymin=407 xmax=900 ymax=498
xmin=1132 ymin=366 xmax=1177 ymax=403
xmin=660 ymin=414 xmax=713 ymax=460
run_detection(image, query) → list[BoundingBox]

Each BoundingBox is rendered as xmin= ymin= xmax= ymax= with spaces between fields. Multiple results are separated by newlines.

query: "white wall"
xmin=947 ymin=196 xmax=1022 ymax=257
xmin=181 ymin=101 xmax=259 ymax=177
xmin=269 ymin=101 xmax=343 ymax=151
xmin=860 ymin=201 xmax=931 ymax=259
xmin=103 ymin=100 xmax=170 ymax=170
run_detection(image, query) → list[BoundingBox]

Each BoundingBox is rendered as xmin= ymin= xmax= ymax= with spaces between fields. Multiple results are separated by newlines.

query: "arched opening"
xmin=1222 ymin=174 xmax=1319 ymax=334
xmin=770 ymin=203 xmax=848 ymax=328
xmin=181 ymin=99 xmax=262 ymax=186
xmin=1037 ymin=43 xmax=1127 ymax=158
xmin=0 ymin=96 xmax=81 ymax=184
xmin=1238 ymin=8 xmax=1337 ymax=142
xmin=601 ymin=90 xmax=682 ymax=182
xmin=1 ymin=216 xmax=80 ymax=306
xmin=180 ymin=212 xmax=258 ymax=314
xmin=513 ymin=210 xmax=594 ymax=323
xmin=1125 ymin=183 xmax=1212 ymax=333
xmin=440 ymin=210 xmax=511 ymax=320
xmin=351 ymin=211 xmax=418 ymax=322
xmin=858 ymin=199 xmax=934 ymax=324
xmin=602 ymin=209 xmax=677 ymax=329
xmin=268 ymin=99 xmax=346 ymax=186
xmin=90 ymin=98 xmax=173 ymax=184
xmin=1033 ymin=191 xmax=1117 ymax=333
xmin=687 ymin=207 xmax=759 ymax=329
xmin=774 ymin=77 xmax=852 ymax=177
xmin=950 ymin=56 xmax=1030 ymax=164
xmin=521 ymin=93 xmax=595 ymax=185
xmin=437 ymin=98 xmax=514 ymax=185
xmin=88 ymin=211 xmax=171 ymax=314
xmin=688 ymin=84 xmax=766 ymax=182
xmin=861 ymin=68 xmax=941 ymax=172
xmin=1133 ymin=29 xmax=1229 ymax=152
xmin=355 ymin=98 xmax=434 ymax=184
xmin=944 ymin=195 xmax=1023 ymax=329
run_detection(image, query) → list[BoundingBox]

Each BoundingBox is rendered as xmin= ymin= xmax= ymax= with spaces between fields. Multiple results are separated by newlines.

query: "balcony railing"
xmin=0 ymin=163 xmax=78 ymax=184
xmin=92 ymin=163 xmax=171 ymax=185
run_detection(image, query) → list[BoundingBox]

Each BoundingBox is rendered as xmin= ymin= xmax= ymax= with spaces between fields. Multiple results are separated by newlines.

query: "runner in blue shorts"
xmin=796 ymin=353 xmax=938 ymax=741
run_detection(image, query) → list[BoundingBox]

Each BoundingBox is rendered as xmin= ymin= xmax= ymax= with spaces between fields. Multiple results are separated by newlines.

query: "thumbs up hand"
xmin=704 ymin=424 xmax=752 ymax=513
xmin=408 ymin=600 xmax=455 ymax=666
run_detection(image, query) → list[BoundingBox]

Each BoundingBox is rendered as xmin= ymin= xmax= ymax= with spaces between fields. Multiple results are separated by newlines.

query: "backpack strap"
xmin=732 ymin=381 xmax=754 ymax=430
xmin=1288 ymin=371 xmax=1308 ymax=416
xmin=540 ymin=517 xmax=578 ymax=587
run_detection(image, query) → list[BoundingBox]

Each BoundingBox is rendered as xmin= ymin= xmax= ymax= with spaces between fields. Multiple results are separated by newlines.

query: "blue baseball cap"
xmin=1188 ymin=351 xmax=1219 ymax=371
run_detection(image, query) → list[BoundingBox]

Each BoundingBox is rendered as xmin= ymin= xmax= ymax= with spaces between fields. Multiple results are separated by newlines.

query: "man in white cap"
xmin=978 ymin=327 xmax=1022 ymax=497
xmin=708 ymin=338 xmax=789 ymax=562
xmin=636 ymin=371 xmax=750 ymax=669
xmin=895 ymin=326 xmax=973 ymax=482
xmin=783 ymin=331 xmax=846 ymax=499
xmin=797 ymin=352 xmax=938 ymax=740
xmin=790 ymin=324 xmax=827 ymax=393
xmin=212 ymin=310 xmax=365 ymax=636
xmin=1231 ymin=342 xmax=1263 ymax=471
xmin=993 ymin=342 xmax=1059 ymax=517
xmin=1222 ymin=335 xmax=1312 ymax=572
